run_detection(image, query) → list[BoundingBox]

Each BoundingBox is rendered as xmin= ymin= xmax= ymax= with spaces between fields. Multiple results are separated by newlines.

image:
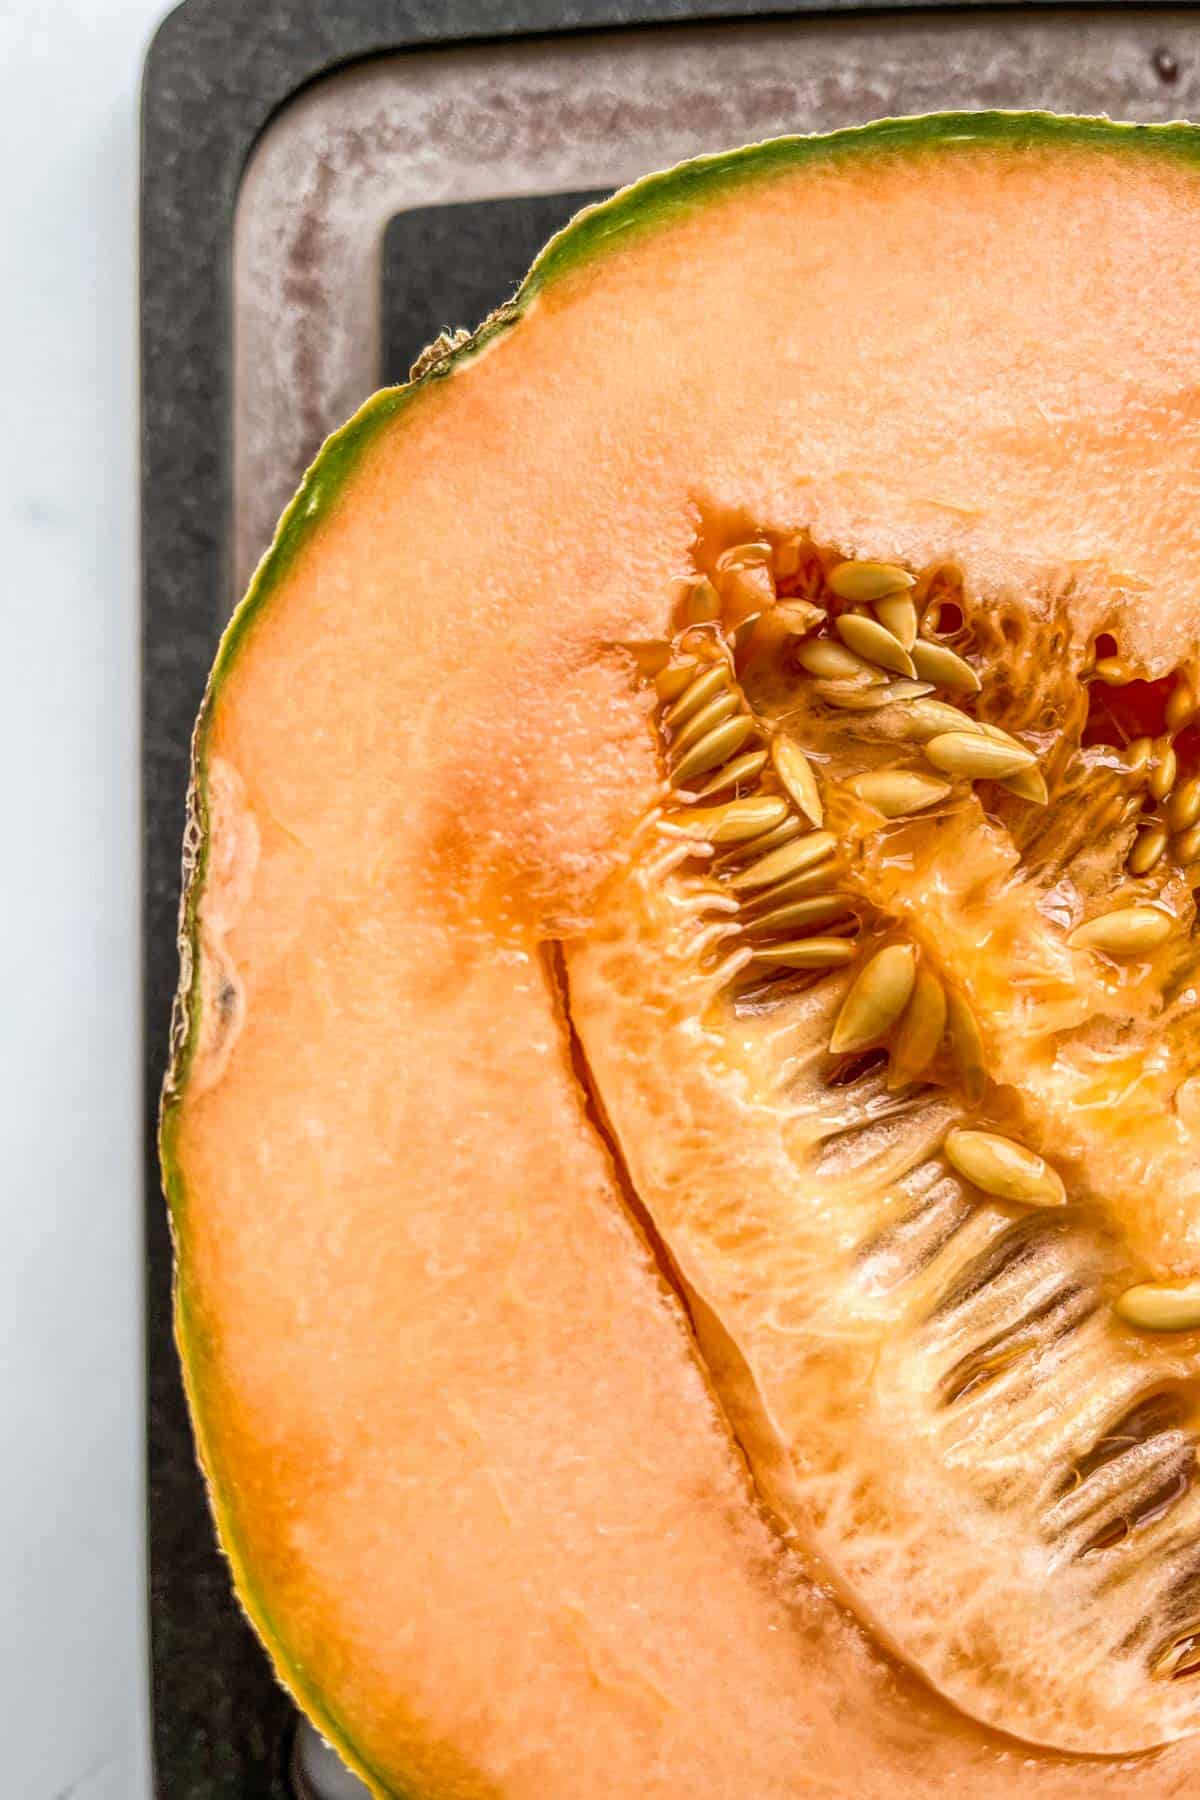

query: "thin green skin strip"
xmin=159 ymin=111 xmax=1200 ymax=1800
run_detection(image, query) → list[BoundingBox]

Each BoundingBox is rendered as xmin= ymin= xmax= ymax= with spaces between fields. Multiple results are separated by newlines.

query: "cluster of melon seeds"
xmin=636 ymin=536 xmax=1200 ymax=1348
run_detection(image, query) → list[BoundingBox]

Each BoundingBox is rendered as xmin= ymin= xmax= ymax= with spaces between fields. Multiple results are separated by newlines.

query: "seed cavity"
xmin=1114 ymin=1282 xmax=1200 ymax=1333
xmin=829 ymin=942 xmax=918 ymax=1055
xmin=943 ymin=1129 xmax=1067 ymax=1208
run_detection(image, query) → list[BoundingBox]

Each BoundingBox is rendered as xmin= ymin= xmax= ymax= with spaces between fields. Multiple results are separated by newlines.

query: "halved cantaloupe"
xmin=162 ymin=114 xmax=1200 ymax=1796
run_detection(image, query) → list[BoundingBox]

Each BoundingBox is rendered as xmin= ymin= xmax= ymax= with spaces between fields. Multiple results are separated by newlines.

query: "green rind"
xmin=159 ymin=110 xmax=1200 ymax=1800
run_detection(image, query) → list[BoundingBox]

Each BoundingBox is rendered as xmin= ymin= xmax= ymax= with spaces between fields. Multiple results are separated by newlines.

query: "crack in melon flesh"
xmin=163 ymin=116 xmax=1200 ymax=1796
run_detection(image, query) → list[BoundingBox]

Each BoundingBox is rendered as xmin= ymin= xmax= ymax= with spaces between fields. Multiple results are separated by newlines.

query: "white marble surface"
xmin=0 ymin=2 xmax=163 ymax=1795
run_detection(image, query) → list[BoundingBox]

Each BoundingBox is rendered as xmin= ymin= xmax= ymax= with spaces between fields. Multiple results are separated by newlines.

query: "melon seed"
xmin=669 ymin=688 xmax=741 ymax=759
xmin=1166 ymin=678 xmax=1197 ymax=731
xmin=874 ymin=594 xmax=918 ymax=651
xmin=1153 ymin=1633 xmax=1200 ymax=1682
xmin=1149 ymin=740 xmax=1178 ymax=803
xmin=670 ymin=715 xmax=757 ymax=784
xmin=836 ymin=613 xmax=918 ymax=678
xmin=1114 ymin=1281 xmax=1200 ymax=1333
xmin=1093 ymin=655 xmax=1135 ymax=685
xmin=742 ymin=861 xmax=842 ymax=911
xmin=829 ymin=942 xmax=917 ymax=1055
xmin=750 ymin=937 xmax=859 ymax=970
xmin=1176 ymin=821 xmax=1200 ymax=865
xmin=946 ymin=990 xmax=986 ymax=1103
xmin=695 ymin=749 xmax=770 ymax=798
xmin=727 ymin=814 xmax=804 ymax=861
xmin=655 ymin=658 xmax=701 ymax=703
xmin=771 ymin=737 xmax=823 ymax=826
xmin=797 ymin=638 xmax=888 ymax=684
xmin=924 ymin=732 xmax=1035 ymax=780
xmin=881 ymin=678 xmax=936 ymax=702
xmin=625 ymin=639 xmax=673 ymax=678
xmin=1124 ymin=736 xmax=1154 ymax=774
xmin=729 ymin=830 xmax=837 ymax=892
xmin=828 ymin=560 xmax=915 ymax=603
xmin=774 ymin=600 xmax=826 ymax=638
xmin=818 ymin=681 xmax=907 ymax=712
xmin=910 ymin=639 xmax=982 ymax=694
xmin=670 ymin=796 xmax=790 ymax=845
xmin=998 ymin=765 xmax=1049 ymax=804
xmin=848 ymin=769 xmax=952 ymax=818
xmin=745 ymin=894 xmax=853 ymax=936
xmin=722 ymin=564 xmax=775 ymax=618
xmin=888 ymin=965 xmax=948 ymax=1088
xmin=943 ymin=1129 xmax=1067 ymax=1208
xmin=1168 ymin=774 xmax=1200 ymax=833
xmin=716 ymin=541 xmax=772 ymax=569
xmin=1068 ymin=906 xmax=1173 ymax=956
xmin=665 ymin=661 xmax=730 ymax=728
xmin=1127 ymin=822 xmax=1169 ymax=876
xmin=894 ymin=698 xmax=986 ymax=743
xmin=686 ymin=576 xmax=723 ymax=623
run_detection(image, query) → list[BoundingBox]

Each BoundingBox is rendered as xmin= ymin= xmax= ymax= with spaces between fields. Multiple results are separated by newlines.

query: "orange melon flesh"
xmin=163 ymin=117 xmax=1200 ymax=1796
